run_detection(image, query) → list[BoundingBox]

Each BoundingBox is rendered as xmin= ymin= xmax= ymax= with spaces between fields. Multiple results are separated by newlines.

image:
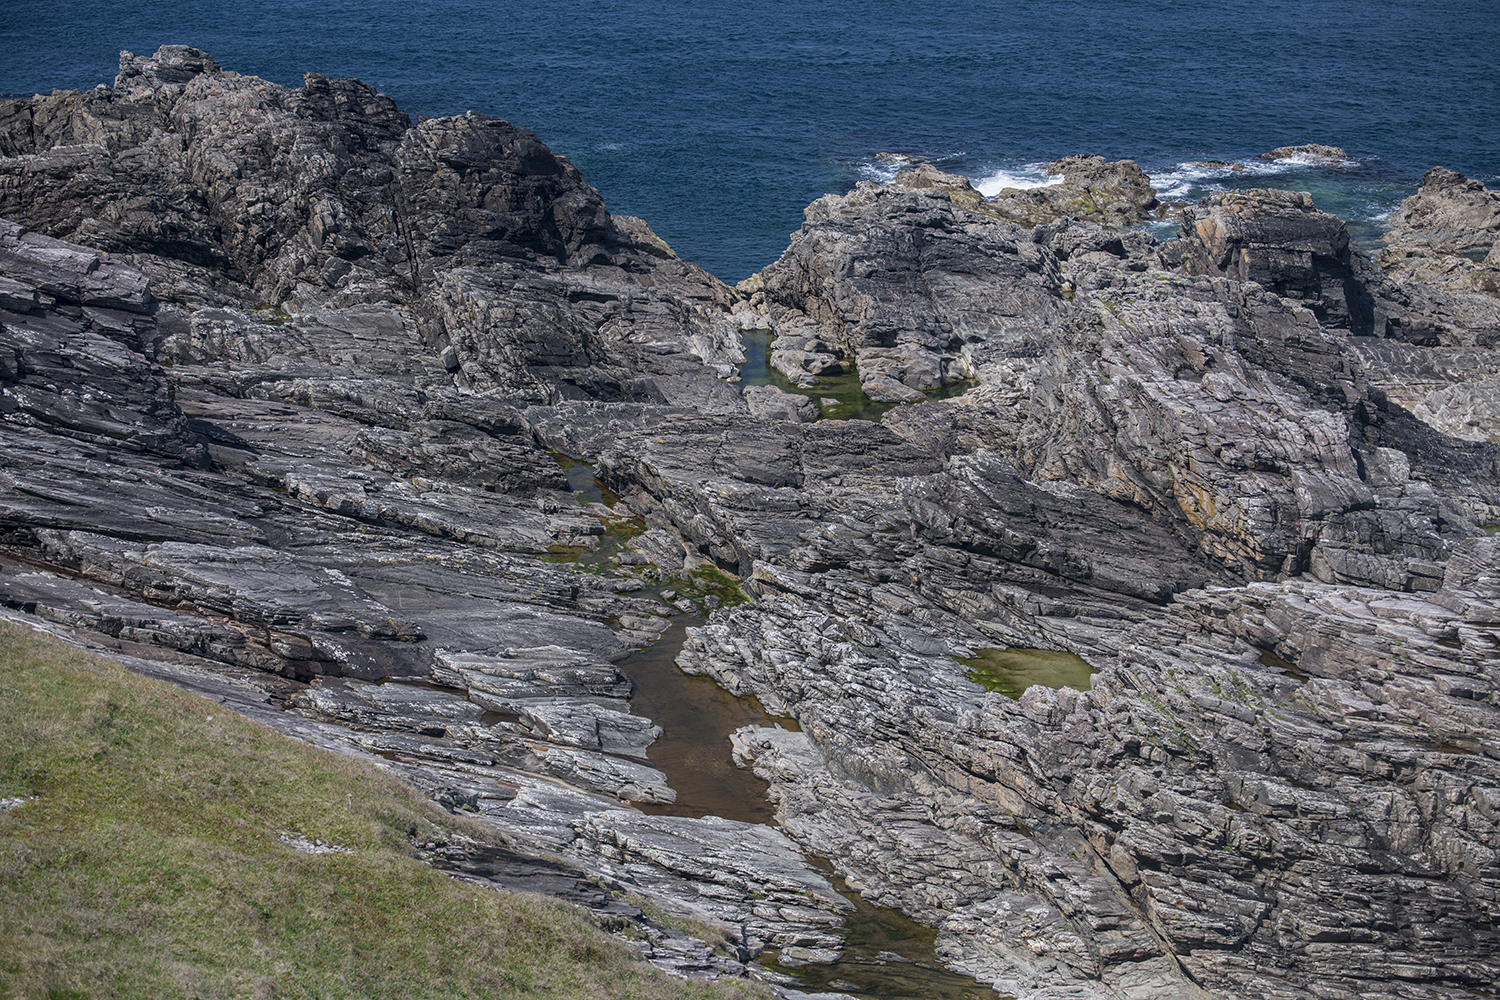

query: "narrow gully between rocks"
xmin=542 ymin=455 xmax=998 ymax=997
xmin=614 ymin=614 xmax=788 ymax=826
xmin=616 ymin=614 xmax=1001 ymax=998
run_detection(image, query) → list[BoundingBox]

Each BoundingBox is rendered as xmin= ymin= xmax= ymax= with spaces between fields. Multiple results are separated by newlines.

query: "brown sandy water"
xmin=614 ymin=615 xmax=792 ymax=826
xmin=616 ymin=620 xmax=998 ymax=998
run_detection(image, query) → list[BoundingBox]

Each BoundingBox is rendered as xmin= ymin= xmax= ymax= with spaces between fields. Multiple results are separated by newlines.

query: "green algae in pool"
xmin=764 ymin=866 xmax=1003 ymax=1000
xmin=540 ymin=512 xmax=646 ymax=571
xmin=737 ymin=328 xmax=975 ymax=422
xmin=542 ymin=454 xmax=646 ymax=568
xmin=614 ymin=614 xmax=797 ymax=826
xmin=550 ymin=450 xmax=621 ymax=506
xmin=959 ymin=647 xmax=1096 ymax=700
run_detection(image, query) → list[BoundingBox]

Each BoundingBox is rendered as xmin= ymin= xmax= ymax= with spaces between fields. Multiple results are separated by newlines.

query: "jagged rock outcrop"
xmin=983 ymin=154 xmax=1160 ymax=229
xmin=0 ymin=220 xmax=202 ymax=463
xmin=0 ymin=45 xmax=742 ymax=406
xmin=1178 ymin=188 xmax=1375 ymax=331
xmin=691 ymin=562 xmax=1500 ymax=1000
xmin=1378 ymin=167 xmax=1500 ymax=300
xmin=751 ymin=182 xmax=1068 ymax=398
xmin=4 ymin=47 xmax=1500 ymax=1000
xmin=1385 ymin=166 xmax=1500 ymax=256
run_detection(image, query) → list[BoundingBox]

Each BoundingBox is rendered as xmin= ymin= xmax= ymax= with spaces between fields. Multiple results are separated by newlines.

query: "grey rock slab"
xmin=743 ymin=384 xmax=820 ymax=423
xmin=572 ymin=809 xmax=852 ymax=955
xmin=1411 ymin=379 xmax=1500 ymax=441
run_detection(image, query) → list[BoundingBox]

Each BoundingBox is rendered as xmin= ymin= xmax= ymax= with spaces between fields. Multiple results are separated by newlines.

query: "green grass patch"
xmin=0 ymin=623 xmax=769 ymax=1000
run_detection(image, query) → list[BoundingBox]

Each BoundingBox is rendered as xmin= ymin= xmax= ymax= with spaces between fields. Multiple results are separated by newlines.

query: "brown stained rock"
xmin=891 ymin=162 xmax=986 ymax=212
xmin=1385 ymin=166 xmax=1500 ymax=255
xmin=1378 ymin=167 xmax=1500 ymax=305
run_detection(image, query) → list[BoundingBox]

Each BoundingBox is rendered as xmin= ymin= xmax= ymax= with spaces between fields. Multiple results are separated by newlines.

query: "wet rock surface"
xmin=4 ymin=47 xmax=1500 ymax=1000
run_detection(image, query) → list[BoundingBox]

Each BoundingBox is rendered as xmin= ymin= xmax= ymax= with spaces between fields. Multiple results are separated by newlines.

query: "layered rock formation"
xmin=4 ymin=46 xmax=1500 ymax=1000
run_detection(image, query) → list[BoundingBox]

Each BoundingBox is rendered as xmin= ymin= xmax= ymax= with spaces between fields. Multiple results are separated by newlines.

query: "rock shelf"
xmin=4 ymin=45 xmax=1500 ymax=1000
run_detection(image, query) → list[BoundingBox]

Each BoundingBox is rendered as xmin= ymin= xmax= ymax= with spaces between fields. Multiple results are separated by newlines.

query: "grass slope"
xmin=0 ymin=623 xmax=769 ymax=1000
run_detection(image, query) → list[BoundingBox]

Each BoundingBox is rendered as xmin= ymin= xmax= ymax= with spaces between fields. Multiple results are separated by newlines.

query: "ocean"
xmin=4 ymin=0 xmax=1498 ymax=282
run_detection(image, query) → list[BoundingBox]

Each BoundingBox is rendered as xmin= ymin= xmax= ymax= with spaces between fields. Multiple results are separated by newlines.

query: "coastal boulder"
xmin=1258 ymin=143 xmax=1351 ymax=163
xmin=890 ymin=162 xmax=986 ymax=212
xmin=983 ymin=154 xmax=1159 ymax=228
xmin=1384 ymin=166 xmax=1500 ymax=255
xmin=1378 ymin=167 xmax=1500 ymax=303
xmin=742 ymin=384 xmax=819 ymax=422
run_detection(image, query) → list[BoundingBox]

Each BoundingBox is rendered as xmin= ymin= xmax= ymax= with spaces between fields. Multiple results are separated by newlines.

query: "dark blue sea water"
xmin=4 ymin=1 xmax=1498 ymax=281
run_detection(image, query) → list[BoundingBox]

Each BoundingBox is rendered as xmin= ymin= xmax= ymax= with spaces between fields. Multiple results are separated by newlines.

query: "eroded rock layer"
xmin=4 ymin=46 xmax=1500 ymax=1000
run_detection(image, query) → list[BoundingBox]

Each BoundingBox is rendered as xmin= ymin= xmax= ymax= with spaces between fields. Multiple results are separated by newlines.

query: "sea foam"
xmin=972 ymin=164 xmax=1064 ymax=196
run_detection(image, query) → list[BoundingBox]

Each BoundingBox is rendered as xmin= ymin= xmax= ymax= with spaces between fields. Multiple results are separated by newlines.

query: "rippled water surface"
xmin=4 ymin=1 xmax=1497 ymax=279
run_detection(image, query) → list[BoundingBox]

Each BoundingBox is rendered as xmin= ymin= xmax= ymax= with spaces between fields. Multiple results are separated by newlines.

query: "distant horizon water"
xmin=4 ymin=0 xmax=1498 ymax=281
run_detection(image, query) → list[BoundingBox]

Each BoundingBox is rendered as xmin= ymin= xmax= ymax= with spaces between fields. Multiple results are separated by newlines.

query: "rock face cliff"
xmin=4 ymin=46 xmax=1500 ymax=1000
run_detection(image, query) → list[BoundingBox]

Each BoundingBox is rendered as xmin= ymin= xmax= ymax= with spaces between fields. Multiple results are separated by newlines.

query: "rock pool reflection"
xmin=737 ymin=328 xmax=975 ymax=421
xmin=764 ymin=866 xmax=1006 ymax=999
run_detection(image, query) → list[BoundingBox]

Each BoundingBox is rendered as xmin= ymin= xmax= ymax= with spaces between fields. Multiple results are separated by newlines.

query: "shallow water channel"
xmin=618 ymin=620 xmax=999 ymax=998
xmin=764 ymin=866 xmax=1001 ymax=1000
xmin=550 ymin=453 xmax=998 ymax=997
xmin=615 ymin=615 xmax=788 ymax=826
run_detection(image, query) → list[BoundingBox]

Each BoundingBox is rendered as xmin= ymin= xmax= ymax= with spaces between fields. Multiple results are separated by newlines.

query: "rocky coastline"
xmin=3 ymin=45 xmax=1499 ymax=999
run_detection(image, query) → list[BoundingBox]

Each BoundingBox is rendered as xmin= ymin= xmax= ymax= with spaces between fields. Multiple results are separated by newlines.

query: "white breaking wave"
xmin=971 ymin=164 xmax=1064 ymax=196
xmin=858 ymin=151 xmax=968 ymax=185
xmin=858 ymin=159 xmax=904 ymax=184
xmin=1149 ymin=160 xmax=1284 ymax=200
xmin=1151 ymin=154 xmax=1363 ymax=200
xmin=1261 ymin=151 xmax=1360 ymax=169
